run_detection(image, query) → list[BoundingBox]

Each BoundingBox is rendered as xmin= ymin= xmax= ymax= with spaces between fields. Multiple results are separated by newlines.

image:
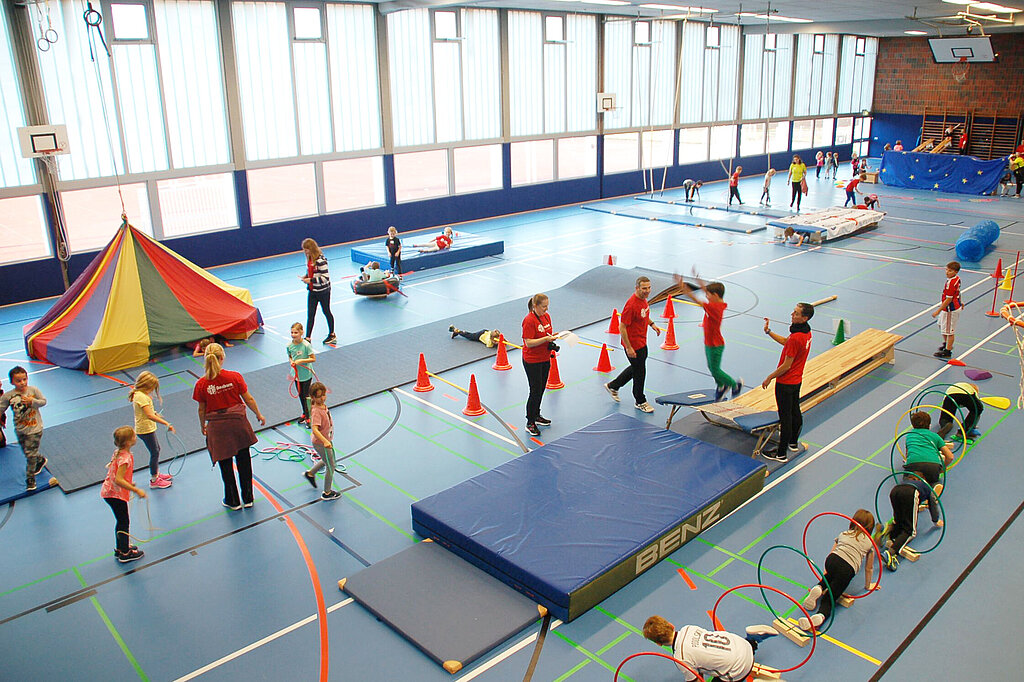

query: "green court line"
xmin=551 ymin=630 xmax=635 ymax=682
xmin=73 ymin=566 xmax=148 ymax=681
xmin=238 ymin=338 xmax=278 ymax=360
xmin=831 ymin=261 xmax=891 ymax=288
xmin=665 ymin=558 xmax=770 ymax=613
xmin=341 ymin=492 xmax=415 ymax=540
xmin=803 ymin=440 xmax=891 ymax=471
xmin=862 ymin=374 xmax=917 ymax=390
xmin=693 ymin=538 xmax=810 ymax=592
xmin=0 ymin=568 xmax=70 ymax=598
xmin=348 ymin=459 xmax=418 ymax=501
xmin=151 ymin=359 xmax=193 ymax=389
xmin=595 ymin=606 xmax=644 ymax=637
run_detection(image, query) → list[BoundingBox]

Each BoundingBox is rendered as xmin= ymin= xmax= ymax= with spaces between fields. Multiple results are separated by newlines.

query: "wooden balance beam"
xmin=698 ymin=328 xmax=902 ymax=456
xmin=930 ymin=138 xmax=952 ymax=153
xmin=911 ymin=139 xmax=934 ymax=152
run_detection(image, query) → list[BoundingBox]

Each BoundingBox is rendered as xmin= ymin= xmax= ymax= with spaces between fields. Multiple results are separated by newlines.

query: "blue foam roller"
xmin=956 ymin=235 xmax=984 ymax=262
xmin=974 ymin=220 xmax=1000 ymax=246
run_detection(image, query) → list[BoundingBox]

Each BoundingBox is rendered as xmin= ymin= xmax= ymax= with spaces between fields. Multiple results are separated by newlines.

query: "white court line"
xmin=823 ymin=245 xmax=989 ymax=275
xmin=27 ymin=366 xmax=59 ymax=376
xmin=457 ymin=619 xmax=563 ymax=681
xmin=885 ymin=275 xmax=991 ymax=333
xmin=395 ymin=388 xmax=519 ymax=448
xmin=173 ymin=598 xmax=353 ymax=681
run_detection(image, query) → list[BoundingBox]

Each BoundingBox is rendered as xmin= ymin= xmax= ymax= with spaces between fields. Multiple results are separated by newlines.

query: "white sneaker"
xmin=635 ymin=402 xmax=654 ymax=413
xmin=797 ymin=613 xmax=824 ymax=631
xmin=802 ymin=585 xmax=823 ymax=610
xmin=604 ymin=383 xmax=620 ymax=403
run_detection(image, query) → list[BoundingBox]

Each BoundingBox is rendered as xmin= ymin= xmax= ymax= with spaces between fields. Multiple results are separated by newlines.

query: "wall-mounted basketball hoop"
xmin=951 ymin=56 xmax=970 ymax=84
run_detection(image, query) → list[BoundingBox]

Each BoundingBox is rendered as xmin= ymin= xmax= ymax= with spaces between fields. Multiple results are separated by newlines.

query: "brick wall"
xmin=873 ymin=34 xmax=1024 ymax=114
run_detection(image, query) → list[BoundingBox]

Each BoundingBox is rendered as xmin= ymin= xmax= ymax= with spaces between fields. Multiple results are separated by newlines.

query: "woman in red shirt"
xmin=521 ymin=293 xmax=557 ymax=437
xmin=193 ymin=344 xmax=266 ymax=510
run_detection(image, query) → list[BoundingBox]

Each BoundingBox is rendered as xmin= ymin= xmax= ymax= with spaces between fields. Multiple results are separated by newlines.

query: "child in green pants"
xmin=676 ymin=274 xmax=743 ymax=402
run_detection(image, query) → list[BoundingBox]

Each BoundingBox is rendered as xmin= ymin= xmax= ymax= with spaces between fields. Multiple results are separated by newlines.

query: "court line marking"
xmin=884 ymin=274 xmax=992 ymax=333
xmin=456 ymin=619 xmax=564 ymax=682
xmin=395 ymin=388 xmax=519 ymax=447
xmin=172 ymin=598 xmax=354 ymax=682
xmin=783 ymin=617 xmax=881 ymax=665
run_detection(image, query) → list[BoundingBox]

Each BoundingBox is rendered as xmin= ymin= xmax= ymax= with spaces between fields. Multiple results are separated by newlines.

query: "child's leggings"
xmin=705 ymin=345 xmax=736 ymax=389
xmin=791 ymin=181 xmax=802 ymax=209
xmin=138 ymin=431 xmax=160 ymax=477
xmin=844 ymin=190 xmax=856 ymax=207
xmin=389 ymin=253 xmax=402 ymax=276
xmin=889 ymin=484 xmax=919 ymax=553
xmin=104 ymin=497 xmax=131 ymax=553
xmin=729 ymin=186 xmax=741 ymax=204
xmin=296 ymin=378 xmax=311 ymax=419
xmin=760 ymin=188 xmax=770 ymax=204
xmin=815 ymin=553 xmax=855 ymax=620
xmin=309 ymin=443 xmax=336 ymax=492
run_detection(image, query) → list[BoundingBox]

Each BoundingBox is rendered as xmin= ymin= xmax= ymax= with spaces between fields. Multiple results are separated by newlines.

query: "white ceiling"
xmin=377 ymin=0 xmax=1024 ymax=36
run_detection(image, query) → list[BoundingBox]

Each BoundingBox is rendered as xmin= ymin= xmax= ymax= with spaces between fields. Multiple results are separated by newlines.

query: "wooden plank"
xmin=772 ymin=619 xmax=811 ymax=648
xmin=900 ymin=547 xmax=920 ymax=562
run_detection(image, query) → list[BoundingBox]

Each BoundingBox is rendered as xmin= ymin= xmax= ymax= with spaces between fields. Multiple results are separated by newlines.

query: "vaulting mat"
xmin=412 ymin=413 xmax=767 ymax=621
xmin=41 ymin=266 xmax=679 ymax=492
xmin=582 ymin=202 xmax=766 ymax=234
xmin=0 ymin=447 xmax=56 ymax=506
xmin=340 ymin=539 xmax=545 ymax=674
xmin=636 ymin=195 xmax=794 ymax=219
xmin=350 ymin=231 xmax=504 ymax=272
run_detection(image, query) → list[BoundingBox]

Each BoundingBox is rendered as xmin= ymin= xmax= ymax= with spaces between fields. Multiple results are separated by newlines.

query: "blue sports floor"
xmin=2 ymin=168 xmax=1023 ymax=680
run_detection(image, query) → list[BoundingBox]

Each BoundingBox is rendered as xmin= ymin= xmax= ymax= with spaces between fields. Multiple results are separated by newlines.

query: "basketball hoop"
xmin=951 ymin=57 xmax=969 ymax=84
xmin=1000 ymin=301 xmax=1024 ymax=409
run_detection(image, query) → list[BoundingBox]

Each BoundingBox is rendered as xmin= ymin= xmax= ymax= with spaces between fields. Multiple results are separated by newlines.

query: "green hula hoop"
xmin=756 ymin=544 xmax=836 ymax=636
xmin=873 ymin=471 xmax=946 ymax=554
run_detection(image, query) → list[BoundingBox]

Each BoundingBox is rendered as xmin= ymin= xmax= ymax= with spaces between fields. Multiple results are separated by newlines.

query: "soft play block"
xmin=350 ymin=232 xmax=504 ymax=272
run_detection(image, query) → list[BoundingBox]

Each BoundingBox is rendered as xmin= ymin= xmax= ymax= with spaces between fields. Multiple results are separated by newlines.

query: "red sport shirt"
xmin=621 ymin=293 xmax=651 ymax=350
xmin=776 ymin=330 xmax=812 ymax=385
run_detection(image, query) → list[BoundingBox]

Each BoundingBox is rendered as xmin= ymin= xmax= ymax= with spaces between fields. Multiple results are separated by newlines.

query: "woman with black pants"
xmin=521 ymin=293 xmax=556 ymax=437
xmin=300 ymin=238 xmax=336 ymax=345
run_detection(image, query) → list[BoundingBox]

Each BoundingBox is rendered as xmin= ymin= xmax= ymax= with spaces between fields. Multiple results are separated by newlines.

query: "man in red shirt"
xmin=760 ymin=302 xmax=814 ymax=462
xmin=605 ymin=277 xmax=661 ymax=413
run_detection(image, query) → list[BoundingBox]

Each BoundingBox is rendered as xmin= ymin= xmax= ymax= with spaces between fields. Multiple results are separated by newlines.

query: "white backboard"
xmin=928 ymin=37 xmax=996 ymax=63
xmin=17 ymin=124 xmax=70 ymax=158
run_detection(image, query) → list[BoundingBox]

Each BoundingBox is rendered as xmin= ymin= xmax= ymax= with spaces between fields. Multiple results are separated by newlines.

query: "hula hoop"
xmin=873 ymin=471 xmax=946 ymax=554
xmin=163 ymin=429 xmax=188 ymax=477
xmin=999 ymin=303 xmax=1024 ymax=327
xmin=711 ymin=584 xmax=817 ymax=673
xmin=910 ymin=388 xmax=970 ymax=434
xmin=614 ymin=651 xmax=704 ymax=681
xmin=755 ymin=545 xmax=836 ymax=635
xmin=889 ymin=431 xmax=948 ymax=493
xmin=892 ymin=404 xmax=965 ymax=467
xmin=255 ymin=443 xmax=309 ymax=463
xmin=801 ymin=512 xmax=882 ymax=601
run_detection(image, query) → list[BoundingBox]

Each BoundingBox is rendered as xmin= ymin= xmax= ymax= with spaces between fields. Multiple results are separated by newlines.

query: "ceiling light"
xmin=738 ymin=12 xmax=812 ymax=22
xmin=581 ymin=0 xmax=631 ymax=5
xmin=941 ymin=0 xmax=974 ymax=5
xmin=971 ymin=2 xmax=1022 ymax=12
xmin=904 ymin=30 xmax=929 ymax=34
xmin=641 ymin=4 xmax=685 ymax=9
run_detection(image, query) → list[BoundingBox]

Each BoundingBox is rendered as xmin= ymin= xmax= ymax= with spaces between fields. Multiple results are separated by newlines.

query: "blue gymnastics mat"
xmin=636 ymin=195 xmax=793 ymax=219
xmin=340 ymin=539 xmax=545 ymax=674
xmin=581 ymin=203 xmax=767 ymax=234
xmin=350 ymin=231 xmax=503 ymax=271
xmin=412 ymin=413 xmax=767 ymax=621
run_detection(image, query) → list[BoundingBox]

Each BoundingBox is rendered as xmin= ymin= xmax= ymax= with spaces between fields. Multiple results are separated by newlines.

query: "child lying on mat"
xmin=448 ymin=326 xmax=501 ymax=348
xmin=414 ymin=226 xmax=454 ymax=253
xmin=643 ymin=615 xmax=777 ymax=681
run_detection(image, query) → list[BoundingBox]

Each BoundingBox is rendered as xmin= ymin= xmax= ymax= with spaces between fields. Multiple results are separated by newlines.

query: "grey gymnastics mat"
xmin=42 ymin=265 xmax=677 ymax=491
xmin=340 ymin=539 xmax=545 ymax=674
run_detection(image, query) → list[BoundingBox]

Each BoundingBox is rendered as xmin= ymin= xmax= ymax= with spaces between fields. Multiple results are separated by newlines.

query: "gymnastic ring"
xmin=801 ymin=512 xmax=882 ymax=601
xmin=755 ymin=546 xmax=836 ymax=636
xmin=614 ymin=651 xmax=704 ymax=682
xmin=873 ymin=471 xmax=945 ymax=554
xmin=710 ymin=583 xmax=817 ymax=673
xmin=83 ymin=6 xmax=102 ymax=27
xmin=892 ymin=403 xmax=965 ymax=465
xmin=889 ymin=431 xmax=947 ymax=494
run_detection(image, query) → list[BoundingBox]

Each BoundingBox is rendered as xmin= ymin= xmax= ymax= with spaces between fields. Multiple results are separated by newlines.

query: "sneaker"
xmin=933 ymin=349 xmax=952 ymax=358
xmin=968 ymin=428 xmax=981 ymax=439
xmin=731 ymin=379 xmax=743 ymax=398
xmin=873 ymin=520 xmax=893 ymax=544
xmin=243 ymin=501 xmax=254 ymax=509
xmin=797 ymin=614 xmax=824 ymax=631
xmin=937 ymin=344 xmax=947 ymax=351
xmin=526 ymin=423 xmax=541 ymax=437
xmin=714 ymin=385 xmax=728 ymax=402
xmin=788 ymin=442 xmax=809 ymax=455
xmin=802 ymin=585 xmax=823 ymax=610
xmin=635 ymin=402 xmax=655 ymax=414
xmin=534 ymin=416 xmax=552 ymax=426
xmin=763 ymin=451 xmax=787 ymax=462
xmin=303 ymin=470 xmax=318 ymax=488
xmin=298 ymin=415 xmax=310 ymax=426
xmin=321 ymin=489 xmax=341 ymax=501
xmin=744 ymin=624 xmax=778 ymax=643
xmin=30 ymin=457 xmax=47 ymax=477
xmin=323 ymin=333 xmax=337 ymax=345
xmin=222 ymin=500 xmax=242 ymax=511
xmin=936 ymin=422 xmax=954 ymax=439
xmin=117 ymin=548 xmax=145 ymax=563
xmin=149 ymin=477 xmax=172 ymax=489
xmin=26 ymin=479 xmax=36 ymax=491
xmin=604 ymin=383 xmax=620 ymax=402
xmin=449 ymin=325 xmax=459 ymax=339
xmin=157 ymin=472 xmax=173 ymax=482
xmin=933 ymin=483 xmax=943 ymax=497
xmin=882 ymin=549 xmax=899 ymax=572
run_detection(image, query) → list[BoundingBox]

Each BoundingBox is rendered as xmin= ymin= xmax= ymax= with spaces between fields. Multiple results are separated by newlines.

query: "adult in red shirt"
xmin=760 ymin=302 xmax=814 ymax=462
xmin=521 ymin=293 xmax=557 ymax=437
xmin=605 ymin=277 xmax=661 ymax=413
xmin=193 ymin=344 xmax=266 ymax=510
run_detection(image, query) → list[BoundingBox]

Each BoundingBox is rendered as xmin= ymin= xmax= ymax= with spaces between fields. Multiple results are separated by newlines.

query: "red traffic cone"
xmin=660 ymin=318 xmax=679 ymax=350
xmin=492 ymin=334 xmax=512 ymax=371
xmin=662 ymin=296 xmax=676 ymax=319
xmin=463 ymin=374 xmax=486 ymax=416
xmin=414 ymin=353 xmax=434 ymax=392
xmin=546 ymin=352 xmax=565 ymax=389
xmin=993 ymin=258 xmax=1003 ymax=280
xmin=593 ymin=343 xmax=615 ymax=372
xmin=607 ymin=309 xmax=620 ymax=334
xmin=606 ymin=254 xmax=617 ymax=266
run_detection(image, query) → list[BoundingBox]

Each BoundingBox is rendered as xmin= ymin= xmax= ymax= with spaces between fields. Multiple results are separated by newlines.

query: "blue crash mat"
xmin=350 ymin=231 xmax=503 ymax=272
xmin=412 ymin=413 xmax=766 ymax=621
xmin=581 ymin=203 xmax=766 ymax=234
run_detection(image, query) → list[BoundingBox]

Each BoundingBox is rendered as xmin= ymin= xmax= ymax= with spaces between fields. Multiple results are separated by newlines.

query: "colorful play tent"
xmin=25 ymin=220 xmax=262 ymax=373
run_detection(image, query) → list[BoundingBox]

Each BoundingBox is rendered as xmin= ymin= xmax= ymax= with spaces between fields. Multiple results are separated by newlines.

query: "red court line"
xmin=707 ymin=609 xmax=724 ymax=630
xmin=676 ymin=568 xmax=697 ymax=590
xmin=530 ymin=437 xmax=544 ymax=446
xmin=251 ymin=477 xmax=329 ymax=681
xmin=95 ymin=372 xmax=131 ymax=386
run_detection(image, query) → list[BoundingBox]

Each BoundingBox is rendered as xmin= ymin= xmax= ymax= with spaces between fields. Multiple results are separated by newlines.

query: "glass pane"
xmin=862 ymin=117 xmax=872 ymax=140
xmin=764 ymin=33 xmax=776 ymax=50
xmin=813 ymin=118 xmax=834 ymax=147
xmin=604 ymin=132 xmax=639 ymax=174
xmin=767 ymin=120 xmax=789 ymax=153
xmin=394 ymin=149 xmax=449 ymax=202
xmin=157 ymin=173 xmax=238 ymax=237
xmin=740 ymin=123 xmax=765 ymax=157
xmin=324 ymin=156 xmax=386 ymax=212
xmin=0 ymin=195 xmax=50 ymax=264
xmin=640 ymin=129 xmax=673 ymax=168
xmin=545 ymin=16 xmax=563 ymax=42
xmin=706 ymin=26 xmax=719 ymax=48
xmin=247 ymin=164 xmax=318 ymax=225
xmin=678 ymin=127 xmax=708 ymax=164
xmin=435 ymin=11 xmax=457 ymax=39
xmin=835 ymin=117 xmax=854 ymax=145
xmin=635 ymin=21 xmax=650 ymax=45
xmin=511 ymin=139 xmax=554 ymax=186
xmin=792 ymin=120 xmax=814 ymax=150
xmin=61 ymin=183 xmax=153 ymax=253
xmin=111 ymin=4 xmax=149 ymax=40
xmin=454 ymin=144 xmax=503 ymax=194
xmin=708 ymin=125 xmax=736 ymax=161
xmin=813 ymin=34 xmax=824 ymax=53
xmin=293 ymin=7 xmax=322 ymax=40
xmin=853 ymin=118 xmax=862 ymax=141
xmin=557 ymin=136 xmax=596 ymax=179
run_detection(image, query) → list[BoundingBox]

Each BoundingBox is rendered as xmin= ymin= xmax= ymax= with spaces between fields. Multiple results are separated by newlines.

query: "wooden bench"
xmin=930 ymin=138 xmax=952 ymax=153
xmin=697 ymin=328 xmax=902 ymax=456
xmin=911 ymin=138 xmax=934 ymax=152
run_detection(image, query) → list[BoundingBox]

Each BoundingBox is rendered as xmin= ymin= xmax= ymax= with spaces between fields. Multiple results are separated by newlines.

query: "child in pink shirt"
xmin=101 ymin=426 xmax=147 ymax=563
xmin=302 ymin=382 xmax=344 ymax=499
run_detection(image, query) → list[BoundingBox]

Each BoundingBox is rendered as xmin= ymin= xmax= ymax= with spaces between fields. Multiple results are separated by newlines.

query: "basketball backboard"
xmin=928 ymin=36 xmax=996 ymax=63
xmin=17 ymin=124 xmax=70 ymax=158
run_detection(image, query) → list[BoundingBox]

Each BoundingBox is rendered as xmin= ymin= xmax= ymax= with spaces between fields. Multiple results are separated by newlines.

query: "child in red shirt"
xmin=101 ymin=426 xmax=147 ymax=563
xmin=931 ymin=261 xmax=963 ymax=358
xmin=677 ymin=274 xmax=743 ymax=402
xmin=415 ymin=226 xmax=454 ymax=252
xmin=728 ymin=166 xmax=743 ymax=206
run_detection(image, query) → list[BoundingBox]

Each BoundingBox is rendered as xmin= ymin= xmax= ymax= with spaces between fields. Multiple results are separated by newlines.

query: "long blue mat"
xmin=581 ymin=202 xmax=767 ymax=234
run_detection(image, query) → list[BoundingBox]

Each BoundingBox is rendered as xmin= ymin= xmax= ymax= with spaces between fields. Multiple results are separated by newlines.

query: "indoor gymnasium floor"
xmin=1 ymin=168 xmax=1023 ymax=681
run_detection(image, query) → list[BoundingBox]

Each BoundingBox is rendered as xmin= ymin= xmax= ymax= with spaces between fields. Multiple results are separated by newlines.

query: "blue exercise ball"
xmin=974 ymin=220 xmax=1000 ymax=246
xmin=955 ymin=235 xmax=984 ymax=262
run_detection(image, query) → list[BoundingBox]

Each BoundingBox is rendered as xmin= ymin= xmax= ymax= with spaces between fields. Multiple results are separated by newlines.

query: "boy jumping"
xmin=676 ymin=273 xmax=743 ymax=401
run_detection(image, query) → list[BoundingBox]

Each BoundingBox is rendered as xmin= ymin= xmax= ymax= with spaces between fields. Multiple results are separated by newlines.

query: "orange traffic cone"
xmin=606 ymin=254 xmax=616 ymax=266
xmin=993 ymin=258 xmax=1003 ymax=280
xmin=661 ymin=319 xmax=679 ymax=350
xmin=546 ymin=352 xmax=565 ymax=389
xmin=607 ymin=309 xmax=620 ymax=334
xmin=492 ymin=334 xmax=512 ymax=371
xmin=593 ymin=343 xmax=615 ymax=372
xmin=662 ymin=296 xmax=676 ymax=319
xmin=463 ymin=374 xmax=486 ymax=416
xmin=414 ymin=353 xmax=434 ymax=392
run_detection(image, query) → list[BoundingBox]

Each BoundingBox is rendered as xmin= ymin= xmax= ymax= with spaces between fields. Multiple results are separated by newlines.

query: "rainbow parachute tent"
xmin=25 ymin=220 xmax=262 ymax=374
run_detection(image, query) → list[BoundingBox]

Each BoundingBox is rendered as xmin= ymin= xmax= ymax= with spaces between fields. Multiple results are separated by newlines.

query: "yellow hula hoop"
xmin=893 ymin=403 xmax=966 ymax=471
